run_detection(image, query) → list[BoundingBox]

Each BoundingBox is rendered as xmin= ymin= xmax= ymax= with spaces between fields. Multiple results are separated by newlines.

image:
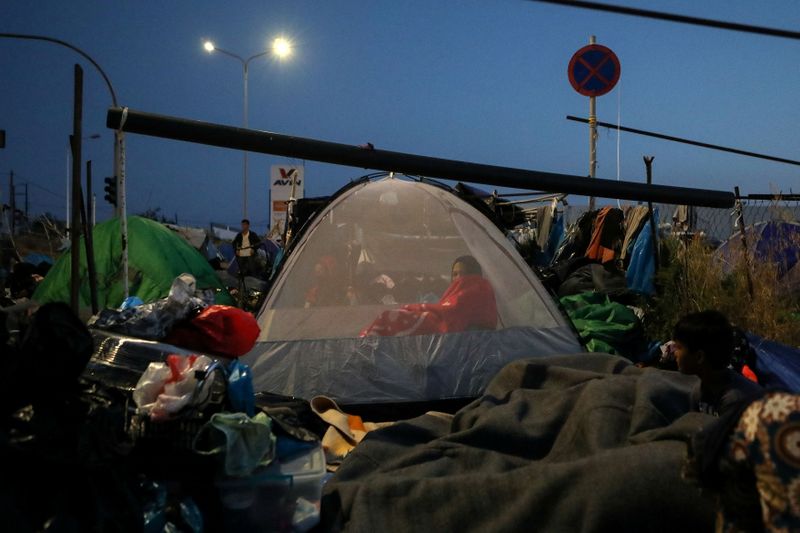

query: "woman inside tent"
xmin=359 ymin=255 xmax=497 ymax=337
xmin=304 ymin=255 xmax=346 ymax=308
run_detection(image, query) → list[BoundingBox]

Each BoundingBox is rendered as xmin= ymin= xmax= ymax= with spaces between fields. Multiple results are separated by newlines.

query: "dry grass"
xmin=646 ymin=235 xmax=800 ymax=346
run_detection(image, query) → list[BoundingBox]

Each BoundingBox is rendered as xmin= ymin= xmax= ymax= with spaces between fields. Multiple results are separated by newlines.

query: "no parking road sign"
xmin=568 ymin=44 xmax=620 ymax=97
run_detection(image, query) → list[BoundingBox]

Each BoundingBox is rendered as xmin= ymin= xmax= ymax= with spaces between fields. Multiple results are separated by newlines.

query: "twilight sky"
xmin=1 ymin=1 xmax=798 ymax=233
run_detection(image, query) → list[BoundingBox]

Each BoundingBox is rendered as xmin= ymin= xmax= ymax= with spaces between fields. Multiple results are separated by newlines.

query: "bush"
xmin=645 ymin=234 xmax=800 ymax=346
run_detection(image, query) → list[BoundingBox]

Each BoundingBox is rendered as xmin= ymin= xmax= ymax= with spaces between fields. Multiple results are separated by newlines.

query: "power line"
xmin=566 ymin=115 xmax=800 ymax=166
xmin=531 ymin=0 xmax=800 ymax=40
xmin=26 ymin=182 xmax=66 ymax=199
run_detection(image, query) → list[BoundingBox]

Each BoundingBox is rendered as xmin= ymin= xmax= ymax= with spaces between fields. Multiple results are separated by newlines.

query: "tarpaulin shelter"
xmin=163 ymin=223 xmax=221 ymax=261
xmin=716 ymin=220 xmax=800 ymax=280
xmin=241 ymin=177 xmax=582 ymax=405
xmin=227 ymin=239 xmax=282 ymax=278
xmin=34 ymin=216 xmax=232 ymax=309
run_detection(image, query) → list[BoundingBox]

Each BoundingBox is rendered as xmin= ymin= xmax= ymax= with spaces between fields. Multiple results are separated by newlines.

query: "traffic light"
xmin=104 ymin=176 xmax=117 ymax=207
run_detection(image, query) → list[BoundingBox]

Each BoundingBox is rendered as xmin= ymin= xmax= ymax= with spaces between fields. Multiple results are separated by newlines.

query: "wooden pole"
xmin=82 ymin=160 xmax=98 ymax=314
xmin=644 ymin=156 xmax=659 ymax=270
xmin=734 ymin=186 xmax=755 ymax=298
xmin=588 ymin=35 xmax=597 ymax=212
xmin=70 ymin=64 xmax=83 ymax=314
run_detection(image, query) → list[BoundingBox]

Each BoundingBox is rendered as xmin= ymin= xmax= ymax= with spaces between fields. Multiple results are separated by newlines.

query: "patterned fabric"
xmin=723 ymin=392 xmax=800 ymax=532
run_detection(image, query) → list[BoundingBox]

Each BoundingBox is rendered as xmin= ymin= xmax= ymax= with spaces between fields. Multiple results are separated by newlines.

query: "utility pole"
xmin=70 ymin=64 xmax=83 ymax=313
xmin=9 ymin=170 xmax=15 ymax=235
xmin=588 ymin=35 xmax=597 ymax=212
xmin=82 ymin=159 xmax=98 ymax=314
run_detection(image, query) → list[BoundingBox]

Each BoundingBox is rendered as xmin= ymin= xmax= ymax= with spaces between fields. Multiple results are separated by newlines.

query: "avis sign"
xmin=270 ymin=165 xmax=305 ymax=230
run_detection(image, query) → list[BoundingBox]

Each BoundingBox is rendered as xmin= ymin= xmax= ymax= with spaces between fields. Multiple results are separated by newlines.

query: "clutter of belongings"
xmin=1 ymin=274 xmax=329 ymax=531
xmin=6 ymin=264 xmax=800 ymax=530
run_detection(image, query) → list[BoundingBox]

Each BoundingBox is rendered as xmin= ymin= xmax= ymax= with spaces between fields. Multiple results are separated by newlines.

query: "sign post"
xmin=269 ymin=164 xmax=304 ymax=240
xmin=568 ymin=37 xmax=621 ymax=211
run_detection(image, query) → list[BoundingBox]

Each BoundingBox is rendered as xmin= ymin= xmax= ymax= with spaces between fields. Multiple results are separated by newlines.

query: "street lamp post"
xmin=1 ymin=33 xmax=131 ymax=299
xmin=203 ymin=37 xmax=292 ymax=219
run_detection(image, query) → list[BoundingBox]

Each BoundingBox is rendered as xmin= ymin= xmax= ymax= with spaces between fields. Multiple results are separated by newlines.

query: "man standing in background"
xmin=233 ymin=219 xmax=261 ymax=277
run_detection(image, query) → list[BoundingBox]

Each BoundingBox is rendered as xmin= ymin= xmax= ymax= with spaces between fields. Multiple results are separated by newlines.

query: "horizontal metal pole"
xmin=107 ymin=107 xmax=735 ymax=208
xmin=745 ymin=193 xmax=800 ymax=201
xmin=567 ymin=115 xmax=800 ymax=166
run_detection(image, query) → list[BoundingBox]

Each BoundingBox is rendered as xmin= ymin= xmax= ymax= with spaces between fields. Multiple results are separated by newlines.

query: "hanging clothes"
xmin=620 ymin=206 xmax=651 ymax=264
xmin=585 ymin=207 xmax=625 ymax=264
xmin=672 ymin=205 xmax=695 ymax=233
xmin=626 ymin=213 xmax=658 ymax=295
xmin=551 ymin=210 xmax=597 ymax=265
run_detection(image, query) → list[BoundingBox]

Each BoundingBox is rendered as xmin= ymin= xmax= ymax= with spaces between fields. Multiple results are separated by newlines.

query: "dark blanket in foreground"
xmin=321 ymin=353 xmax=718 ymax=532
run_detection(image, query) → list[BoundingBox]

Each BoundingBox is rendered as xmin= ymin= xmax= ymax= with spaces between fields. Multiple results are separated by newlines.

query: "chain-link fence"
xmin=559 ymin=198 xmax=800 ymax=245
xmin=552 ymin=197 xmax=800 ymax=345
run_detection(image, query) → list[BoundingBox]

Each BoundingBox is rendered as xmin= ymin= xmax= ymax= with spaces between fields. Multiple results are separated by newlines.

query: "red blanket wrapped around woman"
xmin=359 ymin=274 xmax=497 ymax=337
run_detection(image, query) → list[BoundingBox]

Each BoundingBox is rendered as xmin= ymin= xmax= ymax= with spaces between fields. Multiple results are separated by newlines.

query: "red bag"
xmin=165 ymin=305 xmax=260 ymax=358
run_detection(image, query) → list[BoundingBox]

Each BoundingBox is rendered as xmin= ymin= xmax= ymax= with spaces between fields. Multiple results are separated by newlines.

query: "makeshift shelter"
xmin=241 ymin=177 xmax=583 ymax=405
xmin=164 ymin=222 xmax=220 ymax=261
xmin=716 ymin=220 xmax=800 ymax=282
xmin=34 ymin=216 xmax=232 ymax=309
xmin=226 ymin=239 xmax=281 ymax=278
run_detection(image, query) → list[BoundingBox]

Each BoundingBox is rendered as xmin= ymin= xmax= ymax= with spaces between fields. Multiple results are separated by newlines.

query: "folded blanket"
xmin=321 ymin=353 xmax=718 ymax=532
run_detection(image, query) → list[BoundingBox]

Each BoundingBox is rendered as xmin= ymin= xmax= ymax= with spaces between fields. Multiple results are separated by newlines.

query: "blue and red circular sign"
xmin=568 ymin=44 xmax=621 ymax=97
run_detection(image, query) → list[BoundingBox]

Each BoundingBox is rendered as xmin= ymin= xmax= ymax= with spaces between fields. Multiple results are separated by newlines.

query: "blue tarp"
xmin=626 ymin=211 xmax=657 ymax=295
xmin=22 ymin=253 xmax=54 ymax=266
xmin=748 ymin=332 xmax=800 ymax=393
xmin=717 ymin=220 xmax=800 ymax=277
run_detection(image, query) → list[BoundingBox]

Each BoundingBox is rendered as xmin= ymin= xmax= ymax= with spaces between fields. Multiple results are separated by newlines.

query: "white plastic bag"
xmin=133 ymin=354 xmax=213 ymax=421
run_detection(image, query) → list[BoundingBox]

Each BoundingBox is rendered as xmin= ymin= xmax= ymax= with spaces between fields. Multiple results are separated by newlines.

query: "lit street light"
xmin=203 ymin=37 xmax=293 ymax=218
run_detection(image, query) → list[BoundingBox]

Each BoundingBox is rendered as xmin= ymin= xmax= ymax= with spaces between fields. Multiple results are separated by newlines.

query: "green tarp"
xmin=34 ymin=216 xmax=232 ymax=309
xmin=560 ymin=291 xmax=647 ymax=360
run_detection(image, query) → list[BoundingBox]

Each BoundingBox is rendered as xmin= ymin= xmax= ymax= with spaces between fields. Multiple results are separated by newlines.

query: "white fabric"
xmin=240 ymin=232 xmax=252 ymax=257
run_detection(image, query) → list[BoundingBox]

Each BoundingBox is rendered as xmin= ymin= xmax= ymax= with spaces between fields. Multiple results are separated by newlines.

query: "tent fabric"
xmin=22 ymin=253 xmax=54 ymax=266
xmin=226 ymin=239 xmax=281 ymax=278
xmin=243 ymin=178 xmax=581 ymax=404
xmin=34 ymin=216 xmax=232 ymax=309
xmin=716 ymin=220 xmax=800 ymax=278
xmin=246 ymin=327 xmax=582 ymax=404
xmin=747 ymin=332 xmax=800 ymax=393
xmin=320 ymin=353 xmax=716 ymax=532
xmin=164 ymin=223 xmax=208 ymax=250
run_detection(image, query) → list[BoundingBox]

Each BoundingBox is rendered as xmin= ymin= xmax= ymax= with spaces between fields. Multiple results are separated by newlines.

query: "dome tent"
xmin=241 ymin=177 xmax=582 ymax=406
xmin=34 ymin=216 xmax=232 ymax=310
